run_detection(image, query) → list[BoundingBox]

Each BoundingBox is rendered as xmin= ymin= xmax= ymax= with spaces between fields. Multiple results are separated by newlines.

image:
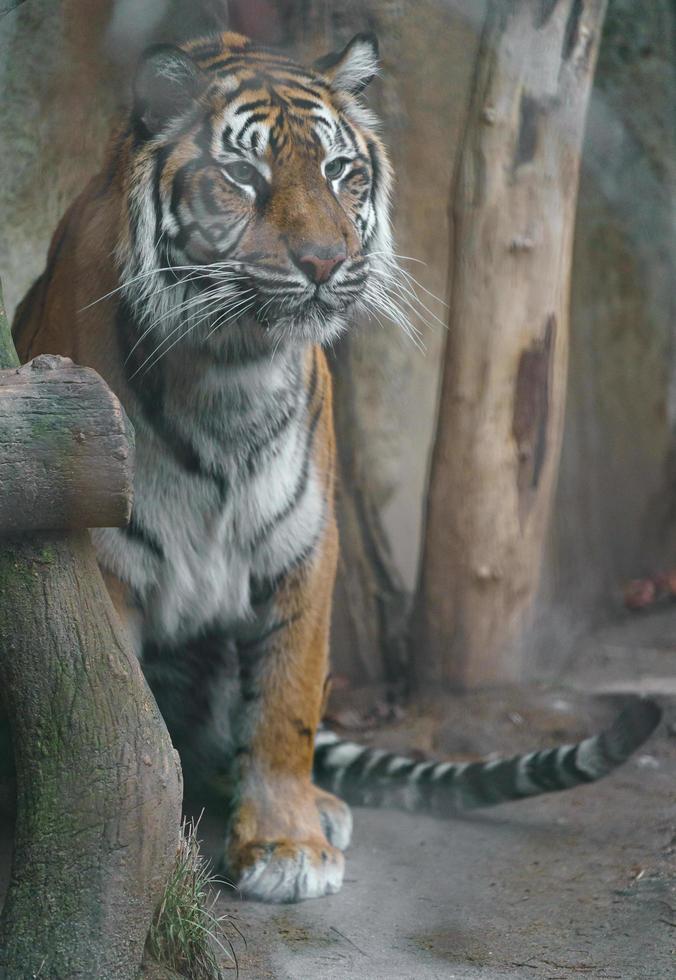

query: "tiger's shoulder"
xmin=12 ymin=129 xmax=132 ymax=376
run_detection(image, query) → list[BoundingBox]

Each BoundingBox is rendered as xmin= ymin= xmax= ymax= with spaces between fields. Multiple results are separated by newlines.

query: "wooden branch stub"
xmin=0 ymin=355 xmax=134 ymax=532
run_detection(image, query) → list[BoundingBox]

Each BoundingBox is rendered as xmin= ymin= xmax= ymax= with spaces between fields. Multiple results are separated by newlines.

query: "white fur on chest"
xmin=94 ymin=349 xmax=324 ymax=646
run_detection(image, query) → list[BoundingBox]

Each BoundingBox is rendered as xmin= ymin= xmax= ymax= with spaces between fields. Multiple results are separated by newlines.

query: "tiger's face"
xmin=122 ymin=32 xmax=393 ymax=352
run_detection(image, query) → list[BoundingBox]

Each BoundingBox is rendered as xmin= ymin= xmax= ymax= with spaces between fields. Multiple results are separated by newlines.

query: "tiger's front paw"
xmin=232 ymin=838 xmax=344 ymax=902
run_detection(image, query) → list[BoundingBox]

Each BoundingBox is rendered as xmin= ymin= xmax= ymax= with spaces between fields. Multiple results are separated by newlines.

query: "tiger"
xmin=12 ymin=30 xmax=661 ymax=904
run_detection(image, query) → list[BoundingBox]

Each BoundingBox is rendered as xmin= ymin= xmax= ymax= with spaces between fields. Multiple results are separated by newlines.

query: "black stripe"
xmin=253 ymin=281 xmax=303 ymax=294
xmin=216 ymin=219 xmax=249 ymax=260
xmin=249 ymin=393 xmax=325 ymax=550
xmin=313 ymin=116 xmax=334 ymax=135
xmin=272 ymin=66 xmax=326 ymax=85
xmin=235 ymin=98 xmax=270 ymax=115
xmin=198 ymin=172 xmax=222 ymax=214
xmin=340 ymin=120 xmax=361 ymax=156
xmin=121 ymin=513 xmax=164 ymax=560
xmin=370 ymin=752 xmax=401 ymax=781
xmin=205 ymin=55 xmax=250 ymax=73
xmin=528 ymin=748 xmax=568 ymax=792
xmin=340 ymin=274 xmax=368 ymax=288
xmin=249 ymin=534 xmax=320 ymax=606
xmin=286 ymin=96 xmax=323 ymax=111
xmin=213 ymin=77 xmax=268 ymax=103
xmin=349 ymin=165 xmax=370 ymax=183
xmin=116 ymin=297 xmax=216 ymax=480
xmin=569 ymin=744 xmax=600 ymax=783
xmin=191 ymin=41 xmax=226 ymax=61
xmin=284 ymin=79 xmax=326 ymax=99
xmin=237 ymin=111 xmax=270 ymax=142
xmin=457 ymin=761 xmax=502 ymax=806
xmin=366 ymin=139 xmax=381 ymax=204
xmin=152 ymin=144 xmax=172 ymax=246
xmin=558 ymin=744 xmax=591 ymax=784
xmin=237 ymin=613 xmax=301 ymax=653
xmin=473 ymin=757 xmax=521 ymax=802
xmin=222 ymin=124 xmax=238 ymax=153
xmin=207 ymin=53 xmax=299 ymax=75
xmin=307 ymin=347 xmax=319 ymax=403
xmin=283 ymin=110 xmax=321 ymax=128
xmin=244 ymin=398 xmax=300 ymax=474
xmin=170 ymin=158 xmax=203 ymax=215
xmin=339 ymin=748 xmax=372 ymax=799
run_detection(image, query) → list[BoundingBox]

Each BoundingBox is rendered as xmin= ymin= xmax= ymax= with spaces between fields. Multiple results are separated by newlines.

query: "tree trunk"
xmin=412 ymin=0 xmax=608 ymax=690
xmin=0 ymin=285 xmax=182 ymax=979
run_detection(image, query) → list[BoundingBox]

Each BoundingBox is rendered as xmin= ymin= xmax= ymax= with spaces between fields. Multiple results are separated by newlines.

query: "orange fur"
xmin=12 ymin=29 xmax=388 ymax=899
xmin=14 ymin=184 xmax=344 ymax=881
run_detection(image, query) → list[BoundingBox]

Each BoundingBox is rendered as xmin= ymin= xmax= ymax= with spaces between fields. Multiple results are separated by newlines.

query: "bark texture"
xmin=0 ymin=286 xmax=182 ymax=979
xmin=413 ymin=0 xmax=608 ymax=689
xmin=0 ymin=534 xmax=182 ymax=980
xmin=0 ymin=356 xmax=134 ymax=532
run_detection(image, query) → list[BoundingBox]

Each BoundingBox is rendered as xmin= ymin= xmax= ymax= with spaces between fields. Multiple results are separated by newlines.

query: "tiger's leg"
xmin=226 ymin=527 xmax=352 ymax=902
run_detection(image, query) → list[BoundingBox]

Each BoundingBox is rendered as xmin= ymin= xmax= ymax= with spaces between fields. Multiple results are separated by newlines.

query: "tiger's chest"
xmin=92 ymin=348 xmax=325 ymax=647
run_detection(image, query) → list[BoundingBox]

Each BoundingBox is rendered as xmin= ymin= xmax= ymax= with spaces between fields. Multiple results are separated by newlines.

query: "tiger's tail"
xmin=313 ymin=697 xmax=661 ymax=814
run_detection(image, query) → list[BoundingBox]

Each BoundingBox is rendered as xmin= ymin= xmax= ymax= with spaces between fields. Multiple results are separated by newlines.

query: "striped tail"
xmin=313 ymin=698 xmax=661 ymax=814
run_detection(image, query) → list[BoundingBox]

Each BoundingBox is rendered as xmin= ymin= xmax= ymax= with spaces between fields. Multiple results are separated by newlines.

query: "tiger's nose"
xmin=293 ymin=246 xmax=347 ymax=284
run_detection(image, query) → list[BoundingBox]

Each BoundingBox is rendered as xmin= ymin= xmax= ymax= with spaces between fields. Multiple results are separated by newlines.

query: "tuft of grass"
xmin=147 ymin=815 xmax=240 ymax=979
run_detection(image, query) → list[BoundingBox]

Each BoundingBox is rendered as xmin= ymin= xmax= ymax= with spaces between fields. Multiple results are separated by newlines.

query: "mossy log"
xmin=0 ymin=283 xmax=182 ymax=979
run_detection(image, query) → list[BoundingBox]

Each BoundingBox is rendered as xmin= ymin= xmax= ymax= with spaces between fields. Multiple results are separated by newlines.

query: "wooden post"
xmin=0 ymin=357 xmax=134 ymax=532
xmin=412 ymin=0 xmax=608 ymax=690
xmin=0 ymin=282 xmax=182 ymax=979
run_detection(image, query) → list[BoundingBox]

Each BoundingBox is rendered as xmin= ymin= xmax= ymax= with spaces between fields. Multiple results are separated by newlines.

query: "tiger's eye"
xmin=324 ymin=157 xmax=349 ymax=181
xmin=225 ymin=161 xmax=258 ymax=185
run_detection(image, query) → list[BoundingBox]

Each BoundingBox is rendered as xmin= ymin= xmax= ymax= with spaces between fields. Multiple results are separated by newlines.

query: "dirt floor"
xmin=2 ymin=605 xmax=676 ymax=979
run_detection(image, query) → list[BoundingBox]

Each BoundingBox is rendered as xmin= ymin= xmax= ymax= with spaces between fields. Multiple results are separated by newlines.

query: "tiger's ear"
xmin=314 ymin=32 xmax=379 ymax=95
xmin=133 ymin=44 xmax=204 ymax=136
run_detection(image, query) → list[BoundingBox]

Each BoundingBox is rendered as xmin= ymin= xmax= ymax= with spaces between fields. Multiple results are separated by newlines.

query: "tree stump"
xmin=412 ymin=0 xmax=608 ymax=689
xmin=0 ymin=356 xmax=134 ymax=532
xmin=0 ymin=282 xmax=182 ymax=979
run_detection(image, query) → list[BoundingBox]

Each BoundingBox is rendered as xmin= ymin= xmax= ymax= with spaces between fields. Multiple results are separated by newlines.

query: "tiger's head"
xmin=117 ymin=31 xmax=398 ymax=360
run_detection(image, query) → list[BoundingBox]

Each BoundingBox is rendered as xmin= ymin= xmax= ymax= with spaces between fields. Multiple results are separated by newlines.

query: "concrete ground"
xmin=2 ymin=606 xmax=676 ymax=979
xmin=210 ymin=606 xmax=676 ymax=980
